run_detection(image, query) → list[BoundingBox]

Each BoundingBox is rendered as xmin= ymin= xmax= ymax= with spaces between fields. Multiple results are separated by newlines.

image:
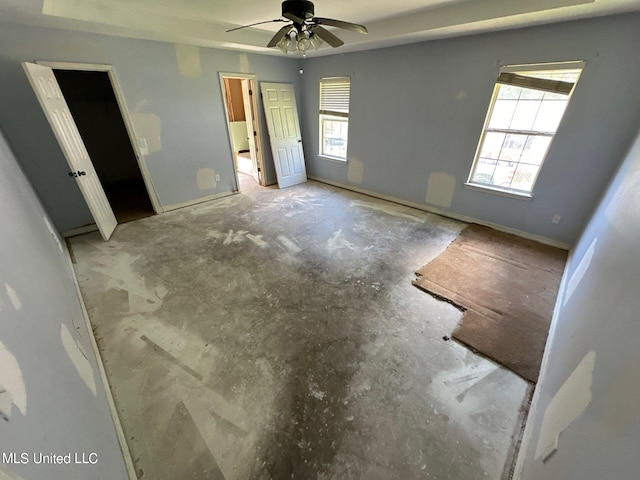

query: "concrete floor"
xmin=70 ymin=178 xmax=530 ymax=480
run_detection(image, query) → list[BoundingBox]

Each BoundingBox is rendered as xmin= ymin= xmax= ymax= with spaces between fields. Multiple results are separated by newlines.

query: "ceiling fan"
xmin=226 ymin=0 xmax=368 ymax=54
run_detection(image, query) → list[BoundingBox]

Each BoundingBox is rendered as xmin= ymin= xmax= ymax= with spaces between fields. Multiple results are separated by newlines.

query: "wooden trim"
xmin=62 ymin=223 xmax=99 ymax=238
xmin=162 ymin=191 xmax=236 ymax=212
xmin=319 ymin=110 xmax=349 ymax=118
xmin=511 ymin=246 xmax=576 ymax=479
xmin=36 ymin=61 xmax=163 ymax=214
xmin=65 ymin=244 xmax=138 ymax=479
xmin=219 ymin=73 xmax=267 ymax=187
xmin=497 ymin=72 xmax=574 ymax=95
xmin=308 ymin=176 xmax=571 ymax=250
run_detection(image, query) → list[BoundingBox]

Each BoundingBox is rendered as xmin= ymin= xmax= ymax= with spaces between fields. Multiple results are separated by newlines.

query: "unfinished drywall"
xmin=515 ymin=127 xmax=640 ymax=480
xmin=426 ymin=172 xmax=456 ymax=208
xmin=299 ymin=13 xmax=640 ymax=245
xmin=0 ymin=128 xmax=128 ymax=478
xmin=175 ymin=44 xmax=202 ymax=79
xmin=0 ymin=21 xmax=299 ymax=232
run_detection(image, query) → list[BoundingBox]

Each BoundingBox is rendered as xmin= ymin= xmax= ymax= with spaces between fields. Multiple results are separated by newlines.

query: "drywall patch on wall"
xmin=197 ymin=168 xmax=217 ymax=190
xmin=238 ymin=53 xmax=250 ymax=73
xmin=0 ymin=340 xmax=27 ymax=419
xmin=130 ymin=113 xmax=162 ymax=154
xmin=4 ymin=283 xmax=21 ymax=311
xmin=535 ymin=351 xmax=596 ymax=461
xmin=175 ymin=44 xmax=202 ymax=79
xmin=60 ymin=323 xmax=97 ymax=396
xmin=43 ymin=215 xmax=63 ymax=252
xmin=347 ymin=157 xmax=364 ymax=184
xmin=564 ymin=237 xmax=597 ymax=306
xmin=426 ymin=172 xmax=456 ymax=208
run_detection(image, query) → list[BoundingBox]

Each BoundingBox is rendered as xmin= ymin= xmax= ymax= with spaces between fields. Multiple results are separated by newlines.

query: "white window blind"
xmin=320 ymin=77 xmax=350 ymax=118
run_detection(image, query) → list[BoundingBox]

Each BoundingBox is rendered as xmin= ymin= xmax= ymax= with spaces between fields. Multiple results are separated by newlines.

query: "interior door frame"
xmin=218 ymin=72 xmax=266 ymax=188
xmin=37 ymin=61 xmax=162 ymax=214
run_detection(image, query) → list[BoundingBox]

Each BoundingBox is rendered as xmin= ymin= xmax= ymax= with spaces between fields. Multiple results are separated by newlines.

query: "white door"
xmin=241 ymin=79 xmax=260 ymax=185
xmin=260 ymin=82 xmax=307 ymax=188
xmin=23 ymin=62 xmax=117 ymax=240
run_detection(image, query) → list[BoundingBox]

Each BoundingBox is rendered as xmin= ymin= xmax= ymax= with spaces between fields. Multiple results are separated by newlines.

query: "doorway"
xmin=53 ymin=70 xmax=155 ymax=224
xmin=220 ymin=73 xmax=265 ymax=191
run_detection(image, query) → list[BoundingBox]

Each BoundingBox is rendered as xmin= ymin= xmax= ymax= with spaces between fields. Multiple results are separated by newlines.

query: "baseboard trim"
xmin=62 ymin=224 xmax=99 ymax=238
xmin=162 ymin=191 xmax=237 ymax=212
xmin=65 ymin=245 xmax=138 ymax=480
xmin=308 ymin=176 xmax=571 ymax=250
xmin=510 ymin=246 xmax=575 ymax=479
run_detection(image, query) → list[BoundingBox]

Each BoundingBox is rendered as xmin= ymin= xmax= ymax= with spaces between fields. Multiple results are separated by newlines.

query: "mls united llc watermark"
xmin=3 ymin=452 xmax=98 ymax=465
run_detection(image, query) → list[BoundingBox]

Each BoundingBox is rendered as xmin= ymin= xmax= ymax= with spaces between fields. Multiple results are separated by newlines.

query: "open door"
xmin=260 ymin=82 xmax=307 ymax=189
xmin=23 ymin=62 xmax=117 ymax=240
xmin=241 ymin=79 xmax=261 ymax=185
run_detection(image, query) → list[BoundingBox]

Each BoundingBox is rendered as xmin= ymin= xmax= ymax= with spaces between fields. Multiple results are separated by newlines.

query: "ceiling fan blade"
xmin=314 ymin=17 xmax=368 ymax=35
xmin=227 ymin=19 xmax=287 ymax=33
xmin=267 ymin=24 xmax=294 ymax=47
xmin=283 ymin=11 xmax=306 ymax=24
xmin=312 ymin=26 xmax=344 ymax=48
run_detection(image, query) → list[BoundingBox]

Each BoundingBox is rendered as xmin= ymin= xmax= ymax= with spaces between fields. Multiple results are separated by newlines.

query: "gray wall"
xmin=298 ymin=13 xmax=640 ymax=245
xmin=0 ymin=21 xmax=300 ymax=232
xmin=516 ymin=127 xmax=640 ymax=479
xmin=0 ymin=129 xmax=128 ymax=479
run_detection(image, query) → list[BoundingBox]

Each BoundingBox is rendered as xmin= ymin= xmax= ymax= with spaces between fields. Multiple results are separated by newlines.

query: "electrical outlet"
xmin=552 ymin=215 xmax=561 ymax=224
xmin=215 ymin=174 xmax=221 ymax=182
xmin=138 ymin=138 xmax=148 ymax=155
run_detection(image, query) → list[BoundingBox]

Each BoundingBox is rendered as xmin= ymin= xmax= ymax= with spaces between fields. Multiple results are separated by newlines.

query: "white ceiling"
xmin=1 ymin=0 xmax=639 ymax=57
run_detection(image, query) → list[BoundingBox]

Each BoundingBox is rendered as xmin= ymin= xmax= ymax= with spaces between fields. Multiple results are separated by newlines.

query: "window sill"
xmin=319 ymin=154 xmax=347 ymax=163
xmin=464 ymin=182 xmax=533 ymax=200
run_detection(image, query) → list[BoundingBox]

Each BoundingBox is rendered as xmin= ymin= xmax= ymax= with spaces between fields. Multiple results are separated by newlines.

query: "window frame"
xmin=319 ymin=77 xmax=350 ymax=161
xmin=466 ymin=61 xmax=585 ymax=198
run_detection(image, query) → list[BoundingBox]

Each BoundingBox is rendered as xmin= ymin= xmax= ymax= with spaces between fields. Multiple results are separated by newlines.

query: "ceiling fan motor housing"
xmin=282 ymin=0 xmax=315 ymax=21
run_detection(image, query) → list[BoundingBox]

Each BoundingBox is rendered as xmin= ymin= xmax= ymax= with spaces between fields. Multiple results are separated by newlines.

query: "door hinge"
xmin=68 ymin=171 xmax=86 ymax=178
xmin=249 ymin=89 xmax=253 ymax=95
xmin=254 ymin=131 xmax=257 ymax=136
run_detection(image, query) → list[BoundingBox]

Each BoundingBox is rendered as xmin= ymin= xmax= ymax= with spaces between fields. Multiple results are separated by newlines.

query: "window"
xmin=467 ymin=62 xmax=583 ymax=196
xmin=319 ymin=77 xmax=350 ymax=160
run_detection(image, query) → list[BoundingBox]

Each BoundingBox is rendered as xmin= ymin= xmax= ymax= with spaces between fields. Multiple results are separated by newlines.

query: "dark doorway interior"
xmin=54 ymin=70 xmax=155 ymax=224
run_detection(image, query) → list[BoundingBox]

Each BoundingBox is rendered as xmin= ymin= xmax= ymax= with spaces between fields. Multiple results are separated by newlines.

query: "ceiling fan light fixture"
xmin=309 ymin=32 xmax=323 ymax=50
xmin=295 ymin=30 xmax=312 ymax=53
xmin=230 ymin=1 xmax=367 ymax=53
xmin=276 ymin=33 xmax=292 ymax=53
